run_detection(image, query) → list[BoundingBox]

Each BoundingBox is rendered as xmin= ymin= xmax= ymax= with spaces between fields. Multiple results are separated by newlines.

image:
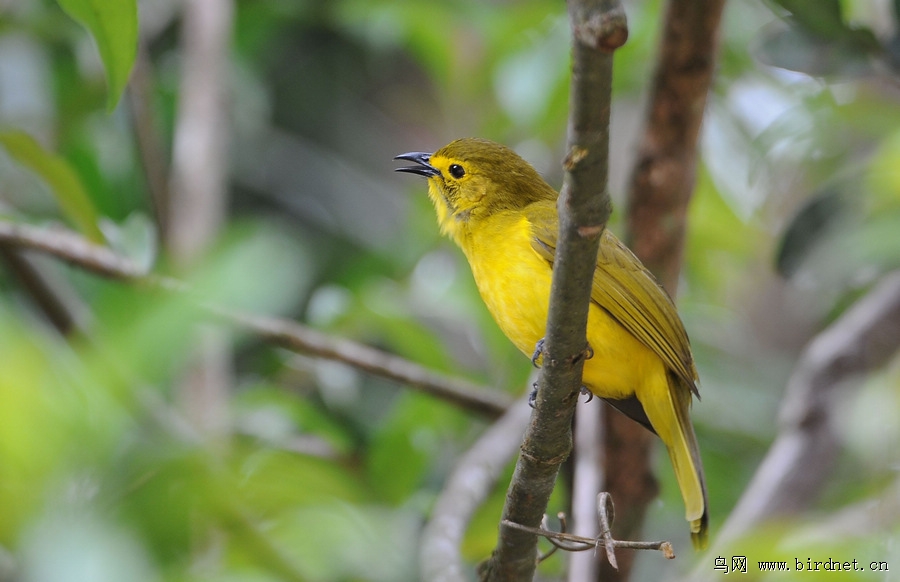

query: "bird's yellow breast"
xmin=458 ymin=212 xmax=552 ymax=356
xmin=455 ymin=211 xmax=663 ymax=401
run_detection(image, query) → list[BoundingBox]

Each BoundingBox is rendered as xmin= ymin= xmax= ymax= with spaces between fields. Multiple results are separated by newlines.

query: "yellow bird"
xmin=396 ymin=137 xmax=708 ymax=548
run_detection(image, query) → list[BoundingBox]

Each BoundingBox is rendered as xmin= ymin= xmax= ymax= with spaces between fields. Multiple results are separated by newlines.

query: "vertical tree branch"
xmin=168 ymin=0 xmax=232 ymax=262
xmin=168 ymin=0 xmax=235 ymax=438
xmin=567 ymin=404 xmax=604 ymax=581
xmin=480 ymin=1 xmax=626 ymax=580
xmin=624 ymin=0 xmax=725 ymax=286
xmin=603 ymin=1 xmax=724 ymax=578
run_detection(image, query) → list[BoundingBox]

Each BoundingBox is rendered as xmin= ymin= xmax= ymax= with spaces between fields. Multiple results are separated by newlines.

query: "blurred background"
xmin=0 ymin=0 xmax=899 ymax=580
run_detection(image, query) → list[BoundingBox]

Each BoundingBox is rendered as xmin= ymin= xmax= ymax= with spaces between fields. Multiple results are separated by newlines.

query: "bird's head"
xmin=395 ymin=138 xmax=557 ymax=238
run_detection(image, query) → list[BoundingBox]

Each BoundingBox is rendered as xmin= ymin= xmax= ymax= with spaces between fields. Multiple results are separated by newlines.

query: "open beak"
xmin=394 ymin=151 xmax=439 ymax=177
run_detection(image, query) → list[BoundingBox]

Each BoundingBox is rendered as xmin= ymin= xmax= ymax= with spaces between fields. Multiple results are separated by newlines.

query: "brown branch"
xmin=625 ymin=0 xmax=725 ymax=288
xmin=604 ymin=0 xmax=725 ymax=577
xmin=479 ymin=1 xmax=625 ymax=580
xmin=127 ymin=43 xmax=171 ymax=238
xmin=0 ymin=219 xmax=511 ymax=418
xmin=716 ymin=270 xmax=900 ymax=544
xmin=420 ymin=395 xmax=533 ymax=582
xmin=0 ymin=246 xmax=86 ymax=334
xmin=0 ymin=221 xmax=150 ymax=279
xmin=217 ymin=310 xmax=512 ymax=417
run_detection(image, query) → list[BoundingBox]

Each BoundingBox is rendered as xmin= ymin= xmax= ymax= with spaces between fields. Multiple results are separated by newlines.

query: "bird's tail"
xmin=643 ymin=374 xmax=709 ymax=549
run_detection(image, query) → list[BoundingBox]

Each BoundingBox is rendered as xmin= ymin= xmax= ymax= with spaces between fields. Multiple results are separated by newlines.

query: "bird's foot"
xmin=530 ymin=338 xmax=545 ymax=368
xmin=528 ymin=382 xmax=538 ymax=408
xmin=572 ymin=342 xmax=594 ymax=365
xmin=580 ymin=386 xmax=594 ymax=403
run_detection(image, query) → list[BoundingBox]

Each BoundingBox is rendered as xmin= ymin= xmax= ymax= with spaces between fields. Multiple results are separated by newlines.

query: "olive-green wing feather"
xmin=526 ymin=203 xmax=699 ymax=393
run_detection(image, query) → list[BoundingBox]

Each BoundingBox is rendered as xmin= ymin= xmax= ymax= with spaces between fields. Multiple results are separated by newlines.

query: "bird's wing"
xmin=526 ymin=203 xmax=699 ymax=393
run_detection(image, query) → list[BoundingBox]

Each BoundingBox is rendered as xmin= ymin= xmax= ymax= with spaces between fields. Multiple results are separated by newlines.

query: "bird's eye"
xmin=448 ymin=164 xmax=465 ymax=179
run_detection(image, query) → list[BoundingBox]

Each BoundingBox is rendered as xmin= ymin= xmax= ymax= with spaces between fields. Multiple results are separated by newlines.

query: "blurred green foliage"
xmin=0 ymin=0 xmax=898 ymax=580
xmin=55 ymin=0 xmax=137 ymax=110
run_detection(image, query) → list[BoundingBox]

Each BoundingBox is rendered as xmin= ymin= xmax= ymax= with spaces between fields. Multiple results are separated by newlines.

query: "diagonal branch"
xmin=0 ymin=219 xmax=511 ymax=418
xmin=420 ymin=394 xmax=533 ymax=582
xmin=479 ymin=1 xmax=626 ymax=580
xmin=0 ymin=246 xmax=87 ymax=334
xmin=716 ymin=270 xmax=900 ymax=544
xmin=218 ymin=309 xmax=512 ymax=417
xmin=0 ymin=221 xmax=149 ymax=279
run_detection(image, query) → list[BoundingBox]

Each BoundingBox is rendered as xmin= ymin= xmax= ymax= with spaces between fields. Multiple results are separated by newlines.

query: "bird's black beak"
xmin=394 ymin=151 xmax=439 ymax=177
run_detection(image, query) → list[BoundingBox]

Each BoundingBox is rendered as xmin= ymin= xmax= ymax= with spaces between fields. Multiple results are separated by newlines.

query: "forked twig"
xmin=537 ymin=513 xmax=568 ymax=562
xmin=501 ymin=493 xmax=674 ymax=570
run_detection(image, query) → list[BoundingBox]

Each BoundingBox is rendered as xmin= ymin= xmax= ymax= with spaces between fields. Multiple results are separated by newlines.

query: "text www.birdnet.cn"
xmin=713 ymin=555 xmax=890 ymax=574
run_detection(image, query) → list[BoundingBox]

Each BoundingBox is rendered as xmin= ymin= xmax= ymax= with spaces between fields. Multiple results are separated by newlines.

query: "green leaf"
xmin=56 ymin=0 xmax=138 ymax=111
xmin=0 ymin=131 xmax=104 ymax=242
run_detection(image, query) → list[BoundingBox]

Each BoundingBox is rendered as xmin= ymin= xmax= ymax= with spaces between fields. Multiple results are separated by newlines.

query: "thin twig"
xmin=0 ymin=221 xmax=150 ymax=279
xmin=0 ymin=246 xmax=86 ymax=334
xmin=127 ymin=43 xmax=171 ymax=238
xmin=217 ymin=309 xmax=513 ymax=417
xmin=501 ymin=493 xmax=675 ymax=569
xmin=0 ymin=219 xmax=512 ymax=418
xmin=503 ymin=520 xmax=597 ymax=551
xmin=537 ymin=513 xmax=567 ymax=562
xmin=597 ymin=492 xmax=619 ymax=569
